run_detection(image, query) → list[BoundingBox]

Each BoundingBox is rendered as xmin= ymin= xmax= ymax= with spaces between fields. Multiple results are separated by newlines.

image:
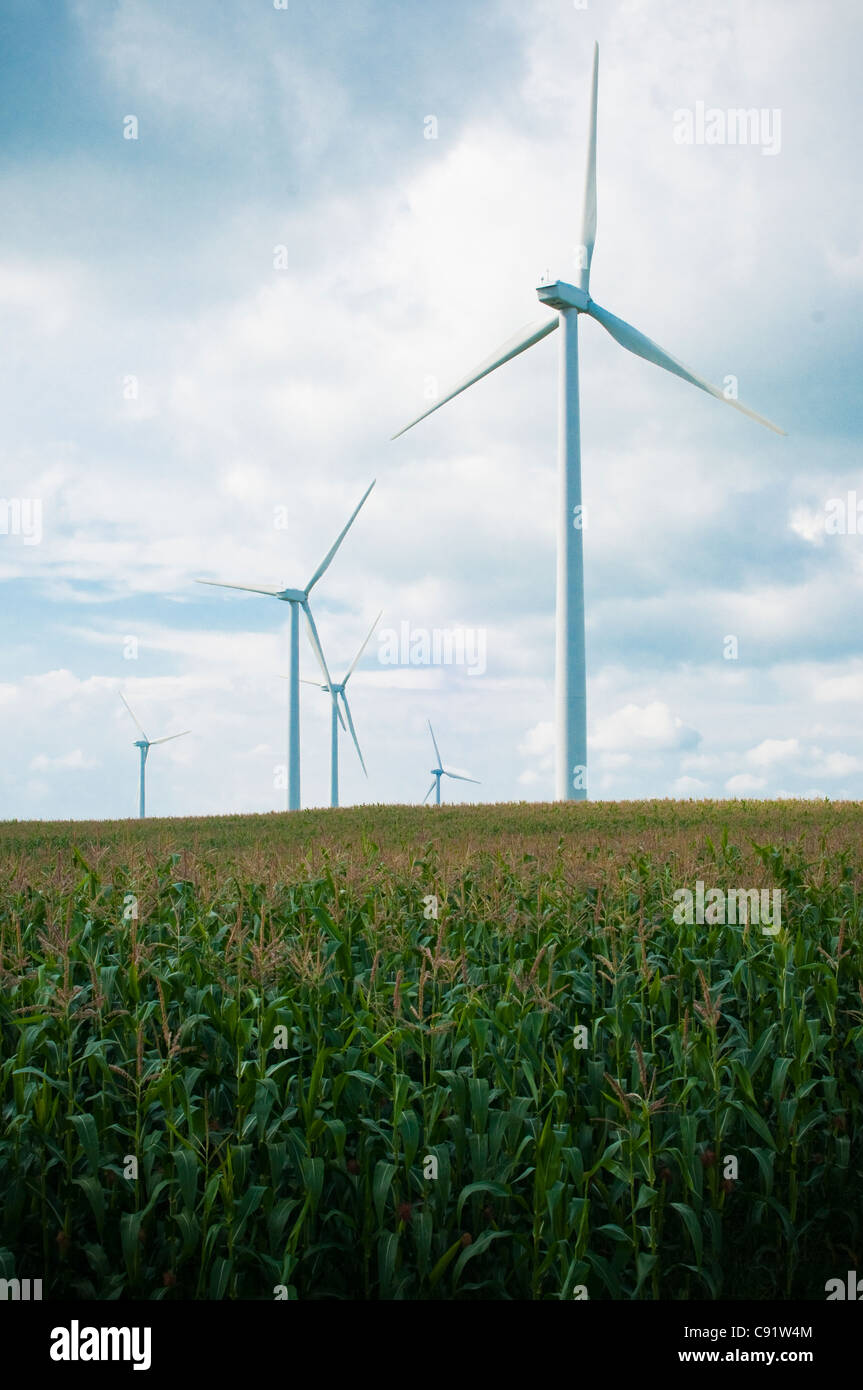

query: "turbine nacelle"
xmin=305 ymin=680 xmax=345 ymax=694
xmin=536 ymin=281 xmax=590 ymax=313
xmin=277 ymin=588 xmax=308 ymax=603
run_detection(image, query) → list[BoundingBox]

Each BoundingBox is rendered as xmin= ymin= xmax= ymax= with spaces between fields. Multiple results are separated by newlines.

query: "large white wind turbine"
xmin=423 ymin=720 xmax=480 ymax=806
xmin=298 ymin=609 xmax=383 ymax=808
xmin=392 ymin=43 xmax=785 ymax=802
xmin=197 ymin=481 xmax=375 ymax=811
xmin=119 ymin=693 xmax=189 ymax=819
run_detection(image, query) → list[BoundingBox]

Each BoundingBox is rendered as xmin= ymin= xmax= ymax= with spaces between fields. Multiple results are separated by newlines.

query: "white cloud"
xmin=592 ymin=702 xmax=700 ymax=753
xmin=670 ymin=775 xmax=708 ymax=796
xmin=814 ymin=671 xmax=863 ymax=702
xmin=518 ymin=721 xmax=555 ymax=760
xmin=809 ymin=751 xmax=863 ymax=777
xmin=598 ymin=752 xmax=632 ymax=770
xmin=29 ymin=748 xmax=99 ymax=772
xmin=681 ymin=753 xmax=723 ymax=773
xmin=826 ymin=243 xmax=863 ymax=284
xmin=745 ymin=737 xmax=800 ymax=768
xmin=725 ymin=773 xmax=767 ymax=795
xmin=789 ymin=506 xmax=825 ymax=544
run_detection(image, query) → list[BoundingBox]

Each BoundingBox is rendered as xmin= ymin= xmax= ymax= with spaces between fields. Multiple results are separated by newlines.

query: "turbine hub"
xmin=536 ymin=280 xmax=589 ymax=312
xmin=278 ymin=588 xmax=307 ymax=603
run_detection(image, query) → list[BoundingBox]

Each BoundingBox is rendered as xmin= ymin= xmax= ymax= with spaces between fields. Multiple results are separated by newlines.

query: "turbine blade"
xmin=196 ymin=580 xmax=285 ymax=596
xmin=340 ymin=692 xmax=367 ymax=776
xmin=391 ymin=317 xmax=559 ymax=439
xmin=119 ymin=692 xmax=148 ymax=742
xmin=279 ymin=674 xmax=329 ymax=689
xmin=148 ymin=731 xmax=190 ymax=746
xmin=302 ymin=602 xmax=346 ymax=729
xmin=578 ymin=41 xmax=599 ymax=293
xmin=423 ymin=780 xmax=436 ymax=804
xmin=343 ymin=609 xmax=383 ymax=684
xmin=427 ymin=719 xmax=443 ymax=767
xmin=304 ymin=480 xmax=376 ymax=593
xmin=443 ymin=770 xmax=480 ymax=784
xmin=585 ymin=299 xmax=787 ymax=435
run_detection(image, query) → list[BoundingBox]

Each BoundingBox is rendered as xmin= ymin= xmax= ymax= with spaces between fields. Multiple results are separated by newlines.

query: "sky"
xmin=0 ymin=0 xmax=861 ymax=819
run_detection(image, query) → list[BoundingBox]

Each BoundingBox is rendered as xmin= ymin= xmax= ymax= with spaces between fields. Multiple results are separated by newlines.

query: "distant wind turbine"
xmin=392 ymin=42 xmax=785 ymax=802
xmin=423 ymin=720 xmax=480 ymax=805
xmin=197 ymin=481 xmax=375 ymax=811
xmin=298 ymin=610 xmax=382 ymax=807
xmin=119 ymin=693 xmax=189 ymax=818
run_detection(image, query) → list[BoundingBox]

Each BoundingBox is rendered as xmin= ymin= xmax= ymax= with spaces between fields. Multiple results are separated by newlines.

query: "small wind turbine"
xmin=392 ymin=43 xmax=785 ymax=802
xmin=119 ymin=693 xmax=189 ymax=819
xmin=423 ymin=720 xmax=480 ymax=805
xmin=197 ymin=481 xmax=375 ymax=811
xmin=298 ymin=610 xmax=383 ymax=808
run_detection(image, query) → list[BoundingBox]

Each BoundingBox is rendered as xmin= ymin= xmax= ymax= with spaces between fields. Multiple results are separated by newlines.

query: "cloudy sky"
xmin=0 ymin=0 xmax=860 ymax=819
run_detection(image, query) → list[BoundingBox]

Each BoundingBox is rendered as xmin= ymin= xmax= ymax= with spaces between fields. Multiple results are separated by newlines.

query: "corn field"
xmin=1 ymin=801 xmax=861 ymax=1299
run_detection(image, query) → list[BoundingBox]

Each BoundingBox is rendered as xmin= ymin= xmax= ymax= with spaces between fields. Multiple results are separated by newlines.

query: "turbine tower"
xmin=119 ymin=693 xmax=189 ymax=818
xmin=197 ymin=481 xmax=375 ymax=812
xmin=299 ymin=609 xmax=382 ymax=807
xmin=423 ymin=720 xmax=480 ymax=805
xmin=392 ymin=43 xmax=785 ymax=801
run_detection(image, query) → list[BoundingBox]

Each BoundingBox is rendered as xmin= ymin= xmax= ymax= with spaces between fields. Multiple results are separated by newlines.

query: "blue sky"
xmin=1 ymin=0 xmax=861 ymax=818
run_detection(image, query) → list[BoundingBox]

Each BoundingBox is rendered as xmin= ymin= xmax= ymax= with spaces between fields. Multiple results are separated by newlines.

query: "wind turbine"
xmin=299 ymin=610 xmax=383 ymax=808
xmin=197 ymin=481 xmax=375 ymax=811
xmin=119 ymin=693 xmax=189 ymax=819
xmin=392 ymin=43 xmax=785 ymax=802
xmin=423 ymin=720 xmax=480 ymax=805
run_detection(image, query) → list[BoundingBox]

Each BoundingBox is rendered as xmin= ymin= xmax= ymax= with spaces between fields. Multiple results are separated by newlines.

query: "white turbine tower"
xmin=423 ymin=720 xmax=480 ymax=806
xmin=119 ymin=693 xmax=189 ymax=819
xmin=197 ymin=481 xmax=375 ymax=812
xmin=392 ymin=43 xmax=785 ymax=802
xmin=298 ymin=609 xmax=383 ymax=808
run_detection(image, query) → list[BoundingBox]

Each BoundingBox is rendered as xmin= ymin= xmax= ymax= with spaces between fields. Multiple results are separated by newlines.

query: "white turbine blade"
xmin=585 ymin=299 xmax=786 ymax=435
xmin=302 ymin=602 xmax=346 ymax=730
xmin=119 ymin=692 xmax=148 ymax=742
xmin=148 ymin=731 xmax=190 ymax=746
xmin=343 ymin=609 xmax=383 ymax=684
xmin=578 ymin=41 xmax=599 ymax=293
xmin=196 ymin=579 xmax=285 ymax=596
xmin=391 ymin=317 xmax=559 ymax=439
xmin=304 ymin=480 xmax=376 ymax=594
xmin=340 ymin=692 xmax=367 ymax=777
xmin=298 ymin=677 xmax=328 ymax=688
xmin=427 ymin=719 xmax=443 ymax=767
xmin=423 ymin=780 xmax=436 ymax=804
xmin=443 ymin=770 xmax=480 ymax=784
